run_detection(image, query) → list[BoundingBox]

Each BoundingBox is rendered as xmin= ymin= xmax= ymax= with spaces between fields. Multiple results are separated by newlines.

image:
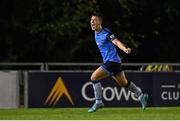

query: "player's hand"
xmin=124 ymin=48 xmax=131 ymax=54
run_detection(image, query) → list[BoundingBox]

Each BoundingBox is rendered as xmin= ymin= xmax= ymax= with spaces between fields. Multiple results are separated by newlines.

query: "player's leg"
xmin=112 ymin=72 xmax=142 ymax=97
xmin=88 ymin=66 xmax=109 ymax=113
xmin=112 ymin=72 xmax=149 ymax=110
xmin=91 ymin=66 xmax=109 ymax=104
xmin=91 ymin=66 xmax=109 ymax=80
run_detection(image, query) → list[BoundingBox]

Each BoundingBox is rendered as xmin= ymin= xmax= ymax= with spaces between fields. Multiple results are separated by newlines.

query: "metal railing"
xmin=0 ymin=63 xmax=45 ymax=71
xmin=0 ymin=62 xmax=180 ymax=71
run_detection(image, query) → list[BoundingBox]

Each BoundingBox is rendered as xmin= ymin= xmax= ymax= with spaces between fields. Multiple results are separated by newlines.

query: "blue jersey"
xmin=95 ymin=27 xmax=121 ymax=63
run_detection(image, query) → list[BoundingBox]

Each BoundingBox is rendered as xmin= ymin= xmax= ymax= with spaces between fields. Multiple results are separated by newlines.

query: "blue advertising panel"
xmin=27 ymin=71 xmax=180 ymax=108
xmin=152 ymin=72 xmax=180 ymax=106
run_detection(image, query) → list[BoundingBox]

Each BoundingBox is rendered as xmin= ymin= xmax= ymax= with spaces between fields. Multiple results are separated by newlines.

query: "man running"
xmin=88 ymin=12 xmax=148 ymax=113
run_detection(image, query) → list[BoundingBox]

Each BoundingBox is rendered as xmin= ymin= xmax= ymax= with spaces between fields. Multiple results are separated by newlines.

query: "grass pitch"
xmin=0 ymin=107 xmax=179 ymax=120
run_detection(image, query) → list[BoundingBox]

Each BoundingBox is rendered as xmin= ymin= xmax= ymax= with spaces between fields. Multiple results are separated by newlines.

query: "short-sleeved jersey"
xmin=95 ymin=27 xmax=121 ymax=63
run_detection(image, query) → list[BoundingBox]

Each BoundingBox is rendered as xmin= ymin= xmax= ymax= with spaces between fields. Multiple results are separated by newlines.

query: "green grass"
xmin=0 ymin=107 xmax=180 ymax=120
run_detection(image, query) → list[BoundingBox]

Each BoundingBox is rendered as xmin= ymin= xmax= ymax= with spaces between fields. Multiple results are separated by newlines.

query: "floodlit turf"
xmin=0 ymin=107 xmax=179 ymax=120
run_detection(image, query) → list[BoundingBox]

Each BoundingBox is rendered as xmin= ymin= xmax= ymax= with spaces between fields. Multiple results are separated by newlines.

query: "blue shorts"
xmin=101 ymin=61 xmax=122 ymax=76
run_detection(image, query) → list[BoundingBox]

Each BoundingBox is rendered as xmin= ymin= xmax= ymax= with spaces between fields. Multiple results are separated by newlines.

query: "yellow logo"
xmin=44 ymin=77 xmax=74 ymax=105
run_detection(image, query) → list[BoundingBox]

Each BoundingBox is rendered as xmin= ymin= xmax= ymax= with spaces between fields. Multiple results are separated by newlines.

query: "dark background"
xmin=0 ymin=0 xmax=180 ymax=62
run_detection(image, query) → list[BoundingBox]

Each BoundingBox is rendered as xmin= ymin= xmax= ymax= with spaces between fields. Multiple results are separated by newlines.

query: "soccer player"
xmin=88 ymin=12 xmax=149 ymax=113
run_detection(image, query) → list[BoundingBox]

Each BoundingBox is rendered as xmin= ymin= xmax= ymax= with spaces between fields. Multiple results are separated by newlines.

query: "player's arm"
xmin=107 ymin=32 xmax=131 ymax=54
xmin=112 ymin=39 xmax=131 ymax=54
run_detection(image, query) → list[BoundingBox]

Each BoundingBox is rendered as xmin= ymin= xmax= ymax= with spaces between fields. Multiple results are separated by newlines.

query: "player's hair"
xmin=92 ymin=12 xmax=103 ymax=22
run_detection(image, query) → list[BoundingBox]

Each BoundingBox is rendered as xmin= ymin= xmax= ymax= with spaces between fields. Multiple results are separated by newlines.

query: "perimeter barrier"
xmin=0 ymin=63 xmax=179 ymax=108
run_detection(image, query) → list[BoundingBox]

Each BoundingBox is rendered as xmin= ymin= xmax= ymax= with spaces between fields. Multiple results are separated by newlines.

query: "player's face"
xmin=90 ymin=16 xmax=102 ymax=31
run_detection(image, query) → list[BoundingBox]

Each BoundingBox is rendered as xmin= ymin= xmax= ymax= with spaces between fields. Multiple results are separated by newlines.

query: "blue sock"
xmin=92 ymin=80 xmax=102 ymax=104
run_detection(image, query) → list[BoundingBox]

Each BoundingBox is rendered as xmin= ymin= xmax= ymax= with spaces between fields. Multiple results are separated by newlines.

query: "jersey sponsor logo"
xmin=44 ymin=77 xmax=74 ymax=106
